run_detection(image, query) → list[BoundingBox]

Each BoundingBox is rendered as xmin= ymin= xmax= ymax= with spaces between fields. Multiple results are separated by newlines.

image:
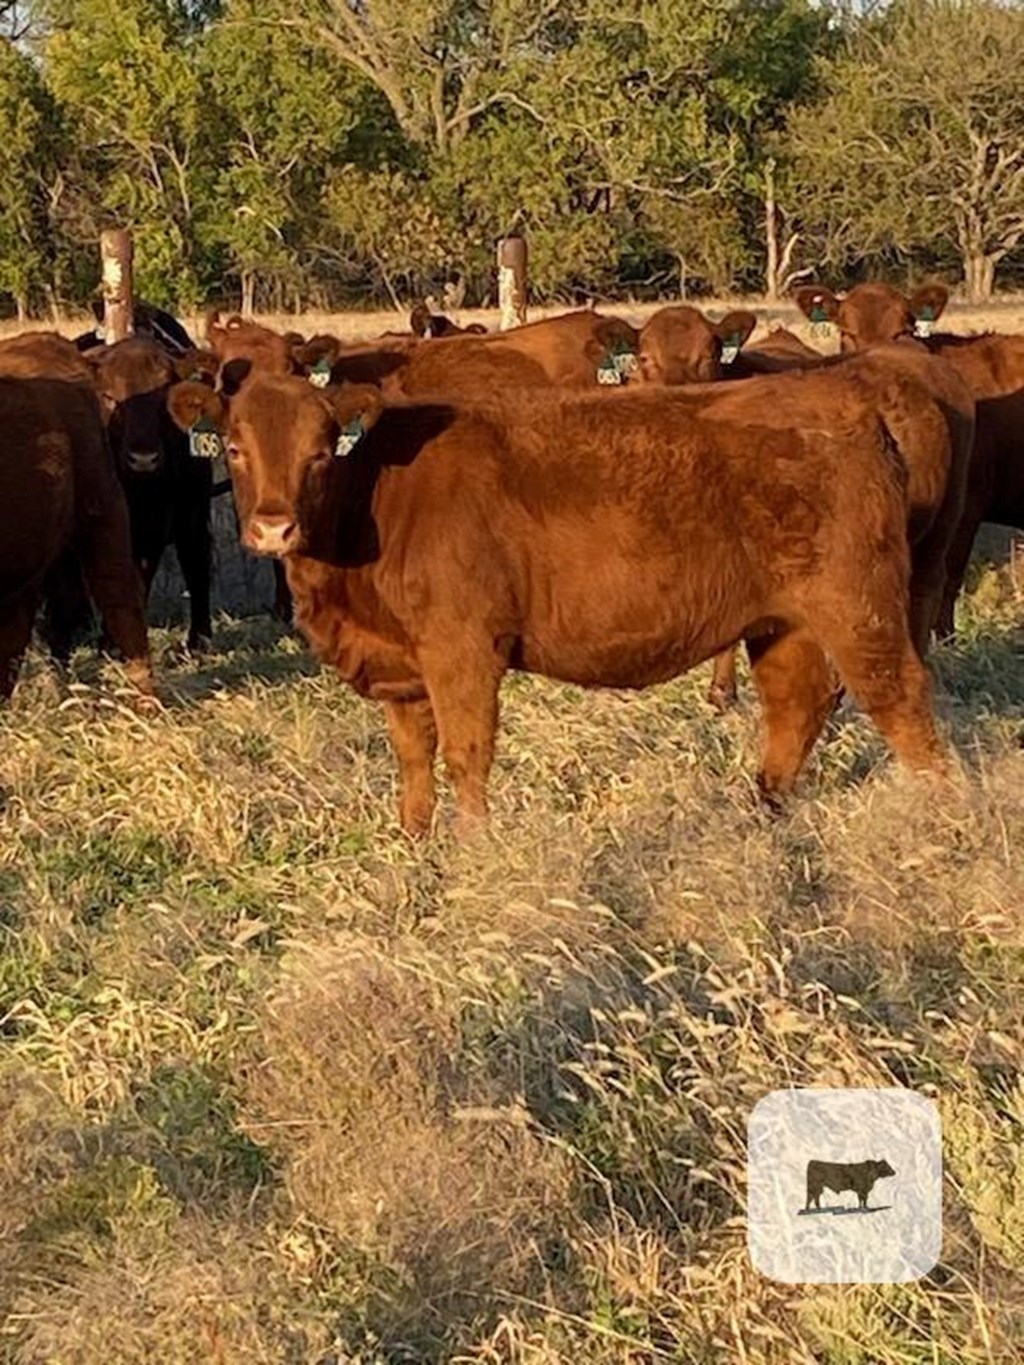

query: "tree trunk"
xmin=241 ymin=270 xmax=255 ymax=316
xmin=963 ymin=252 xmax=996 ymax=301
xmin=15 ymin=294 xmax=27 ymax=324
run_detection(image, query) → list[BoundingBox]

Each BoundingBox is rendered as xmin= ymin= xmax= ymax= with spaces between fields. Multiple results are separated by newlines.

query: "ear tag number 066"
xmin=190 ymin=416 xmax=223 ymax=459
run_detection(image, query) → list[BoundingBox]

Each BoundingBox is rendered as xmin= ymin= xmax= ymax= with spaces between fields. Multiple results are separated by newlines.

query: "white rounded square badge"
xmin=747 ymin=1088 xmax=942 ymax=1283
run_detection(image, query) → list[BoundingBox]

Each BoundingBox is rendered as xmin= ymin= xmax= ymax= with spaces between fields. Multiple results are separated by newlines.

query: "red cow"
xmin=166 ymin=373 xmax=947 ymax=834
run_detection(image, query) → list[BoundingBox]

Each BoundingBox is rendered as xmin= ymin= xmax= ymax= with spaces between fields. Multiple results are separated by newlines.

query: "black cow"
xmin=86 ymin=337 xmax=214 ymax=650
xmin=75 ymin=299 xmax=194 ymax=357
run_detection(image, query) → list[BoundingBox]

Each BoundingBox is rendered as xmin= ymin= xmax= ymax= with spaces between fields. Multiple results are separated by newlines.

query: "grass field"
xmin=1 ymin=553 xmax=1023 ymax=1362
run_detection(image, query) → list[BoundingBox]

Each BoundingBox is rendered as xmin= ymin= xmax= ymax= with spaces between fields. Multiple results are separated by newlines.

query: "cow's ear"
xmin=909 ymin=283 xmax=948 ymax=324
xmin=793 ymin=285 xmax=841 ymax=324
xmin=293 ymin=335 xmax=342 ymax=375
xmin=167 ymin=380 xmax=225 ymax=434
xmin=219 ymin=358 xmax=254 ymax=397
xmin=320 ymin=381 xmax=384 ymax=436
xmin=409 ymin=303 xmax=431 ymax=337
xmin=715 ymin=309 xmax=757 ymax=354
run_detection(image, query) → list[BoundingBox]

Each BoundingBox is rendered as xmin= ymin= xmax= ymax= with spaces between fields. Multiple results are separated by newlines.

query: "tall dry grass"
xmin=0 ymin=552 xmax=1022 ymax=1362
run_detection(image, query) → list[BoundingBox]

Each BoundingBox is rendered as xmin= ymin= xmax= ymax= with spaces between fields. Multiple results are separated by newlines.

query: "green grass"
xmin=0 ymin=562 xmax=1022 ymax=1363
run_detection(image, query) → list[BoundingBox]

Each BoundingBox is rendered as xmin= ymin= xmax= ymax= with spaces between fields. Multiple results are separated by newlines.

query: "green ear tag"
xmin=810 ymin=303 xmax=828 ymax=324
xmin=915 ymin=304 xmax=935 ymax=339
xmin=597 ymin=350 xmax=624 ymax=385
xmin=334 ymin=418 xmax=364 ymax=458
xmin=721 ymin=333 xmax=741 ymax=364
xmin=309 ymin=356 xmax=332 ymax=388
xmin=189 ymin=415 xmax=223 ymax=459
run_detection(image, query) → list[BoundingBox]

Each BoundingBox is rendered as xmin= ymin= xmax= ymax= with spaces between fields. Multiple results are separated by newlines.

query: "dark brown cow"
xmin=635 ymin=305 xmax=757 ymax=384
xmin=167 ymin=373 xmax=946 ymax=834
xmin=794 ymin=283 xmax=1024 ymax=634
xmin=0 ymin=374 xmax=153 ymax=697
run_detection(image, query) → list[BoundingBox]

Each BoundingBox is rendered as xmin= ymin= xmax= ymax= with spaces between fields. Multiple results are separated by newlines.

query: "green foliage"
xmin=785 ymin=0 xmax=1024 ymax=297
xmin=0 ymin=38 xmax=54 ymax=313
xmin=2 ymin=0 xmax=1024 ymax=314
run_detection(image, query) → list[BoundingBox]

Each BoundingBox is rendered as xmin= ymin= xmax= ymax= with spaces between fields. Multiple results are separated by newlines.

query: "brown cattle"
xmin=296 ymin=310 xmax=640 ymax=395
xmin=734 ymin=326 xmax=824 ymax=375
xmin=0 ymin=330 xmax=93 ymax=383
xmin=792 ymin=282 xmax=951 ymax=352
xmin=635 ymin=305 xmax=757 ymax=384
xmin=794 ymin=282 xmax=1024 ymax=634
xmin=206 ymin=311 xmax=296 ymax=377
xmin=167 ymin=373 xmax=946 ymax=834
xmin=0 ymin=375 xmax=153 ymax=697
xmin=632 ymin=317 xmax=974 ymax=707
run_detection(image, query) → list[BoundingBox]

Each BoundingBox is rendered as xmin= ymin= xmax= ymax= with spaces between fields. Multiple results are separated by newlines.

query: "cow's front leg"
xmin=383 ymin=697 xmax=439 ymax=836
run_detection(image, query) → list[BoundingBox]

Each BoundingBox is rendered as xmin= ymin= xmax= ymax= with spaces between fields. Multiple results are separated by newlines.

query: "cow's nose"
xmin=247 ymin=515 xmax=298 ymax=556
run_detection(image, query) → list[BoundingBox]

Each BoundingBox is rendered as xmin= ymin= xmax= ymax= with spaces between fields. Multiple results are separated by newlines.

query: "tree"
xmin=202 ymin=0 xmax=369 ymax=312
xmin=0 ymin=39 xmax=55 ymax=317
xmin=786 ymin=0 xmax=1024 ymax=299
xmin=42 ymin=0 xmax=216 ymax=306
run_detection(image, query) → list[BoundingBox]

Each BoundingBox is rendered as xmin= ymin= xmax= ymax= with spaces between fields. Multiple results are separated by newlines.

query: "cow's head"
xmin=205 ymin=311 xmax=296 ymax=376
xmin=88 ymin=337 xmax=177 ymax=476
xmin=872 ymin=1158 xmax=896 ymax=1178
xmin=793 ymin=282 xmax=949 ymax=352
xmin=635 ymin=306 xmax=757 ymax=385
xmin=167 ymin=374 xmax=384 ymax=558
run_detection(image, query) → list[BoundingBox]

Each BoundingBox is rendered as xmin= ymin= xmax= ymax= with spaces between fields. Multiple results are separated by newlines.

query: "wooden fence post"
xmin=497 ymin=232 xmax=528 ymax=330
xmin=100 ymin=228 xmax=134 ymax=342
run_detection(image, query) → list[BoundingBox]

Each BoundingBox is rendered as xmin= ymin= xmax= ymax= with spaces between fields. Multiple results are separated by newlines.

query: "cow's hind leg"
xmin=384 ymin=697 xmax=439 ymax=837
xmin=707 ymin=645 xmax=739 ymax=710
xmin=0 ymin=588 xmax=42 ymax=700
xmin=76 ymin=509 xmax=154 ymax=696
xmin=747 ymin=627 xmax=840 ymax=801
xmin=820 ymin=619 xmax=947 ymax=777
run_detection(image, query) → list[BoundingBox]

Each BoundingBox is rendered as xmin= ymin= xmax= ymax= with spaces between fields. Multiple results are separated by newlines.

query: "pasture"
xmin=1 ymin=502 xmax=1023 ymax=1358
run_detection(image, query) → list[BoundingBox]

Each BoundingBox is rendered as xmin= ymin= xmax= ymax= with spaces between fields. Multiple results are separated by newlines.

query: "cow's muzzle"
xmin=246 ymin=515 xmax=299 ymax=557
xmin=126 ymin=450 xmax=161 ymax=474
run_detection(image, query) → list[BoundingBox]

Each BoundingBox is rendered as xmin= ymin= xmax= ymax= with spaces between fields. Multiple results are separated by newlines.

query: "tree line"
xmin=1 ymin=0 xmax=1022 ymax=319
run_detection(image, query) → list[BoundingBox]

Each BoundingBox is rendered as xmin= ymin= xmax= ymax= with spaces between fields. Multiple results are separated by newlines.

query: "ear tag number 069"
xmin=334 ymin=418 xmax=364 ymax=458
xmin=190 ymin=415 xmax=223 ymax=459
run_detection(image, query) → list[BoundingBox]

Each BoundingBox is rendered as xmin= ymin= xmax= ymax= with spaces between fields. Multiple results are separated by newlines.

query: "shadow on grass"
xmin=155 ymin=613 xmax=321 ymax=704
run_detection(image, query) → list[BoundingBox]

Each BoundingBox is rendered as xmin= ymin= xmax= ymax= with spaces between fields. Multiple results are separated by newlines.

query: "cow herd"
xmin=3 ymin=282 xmax=1023 ymax=833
